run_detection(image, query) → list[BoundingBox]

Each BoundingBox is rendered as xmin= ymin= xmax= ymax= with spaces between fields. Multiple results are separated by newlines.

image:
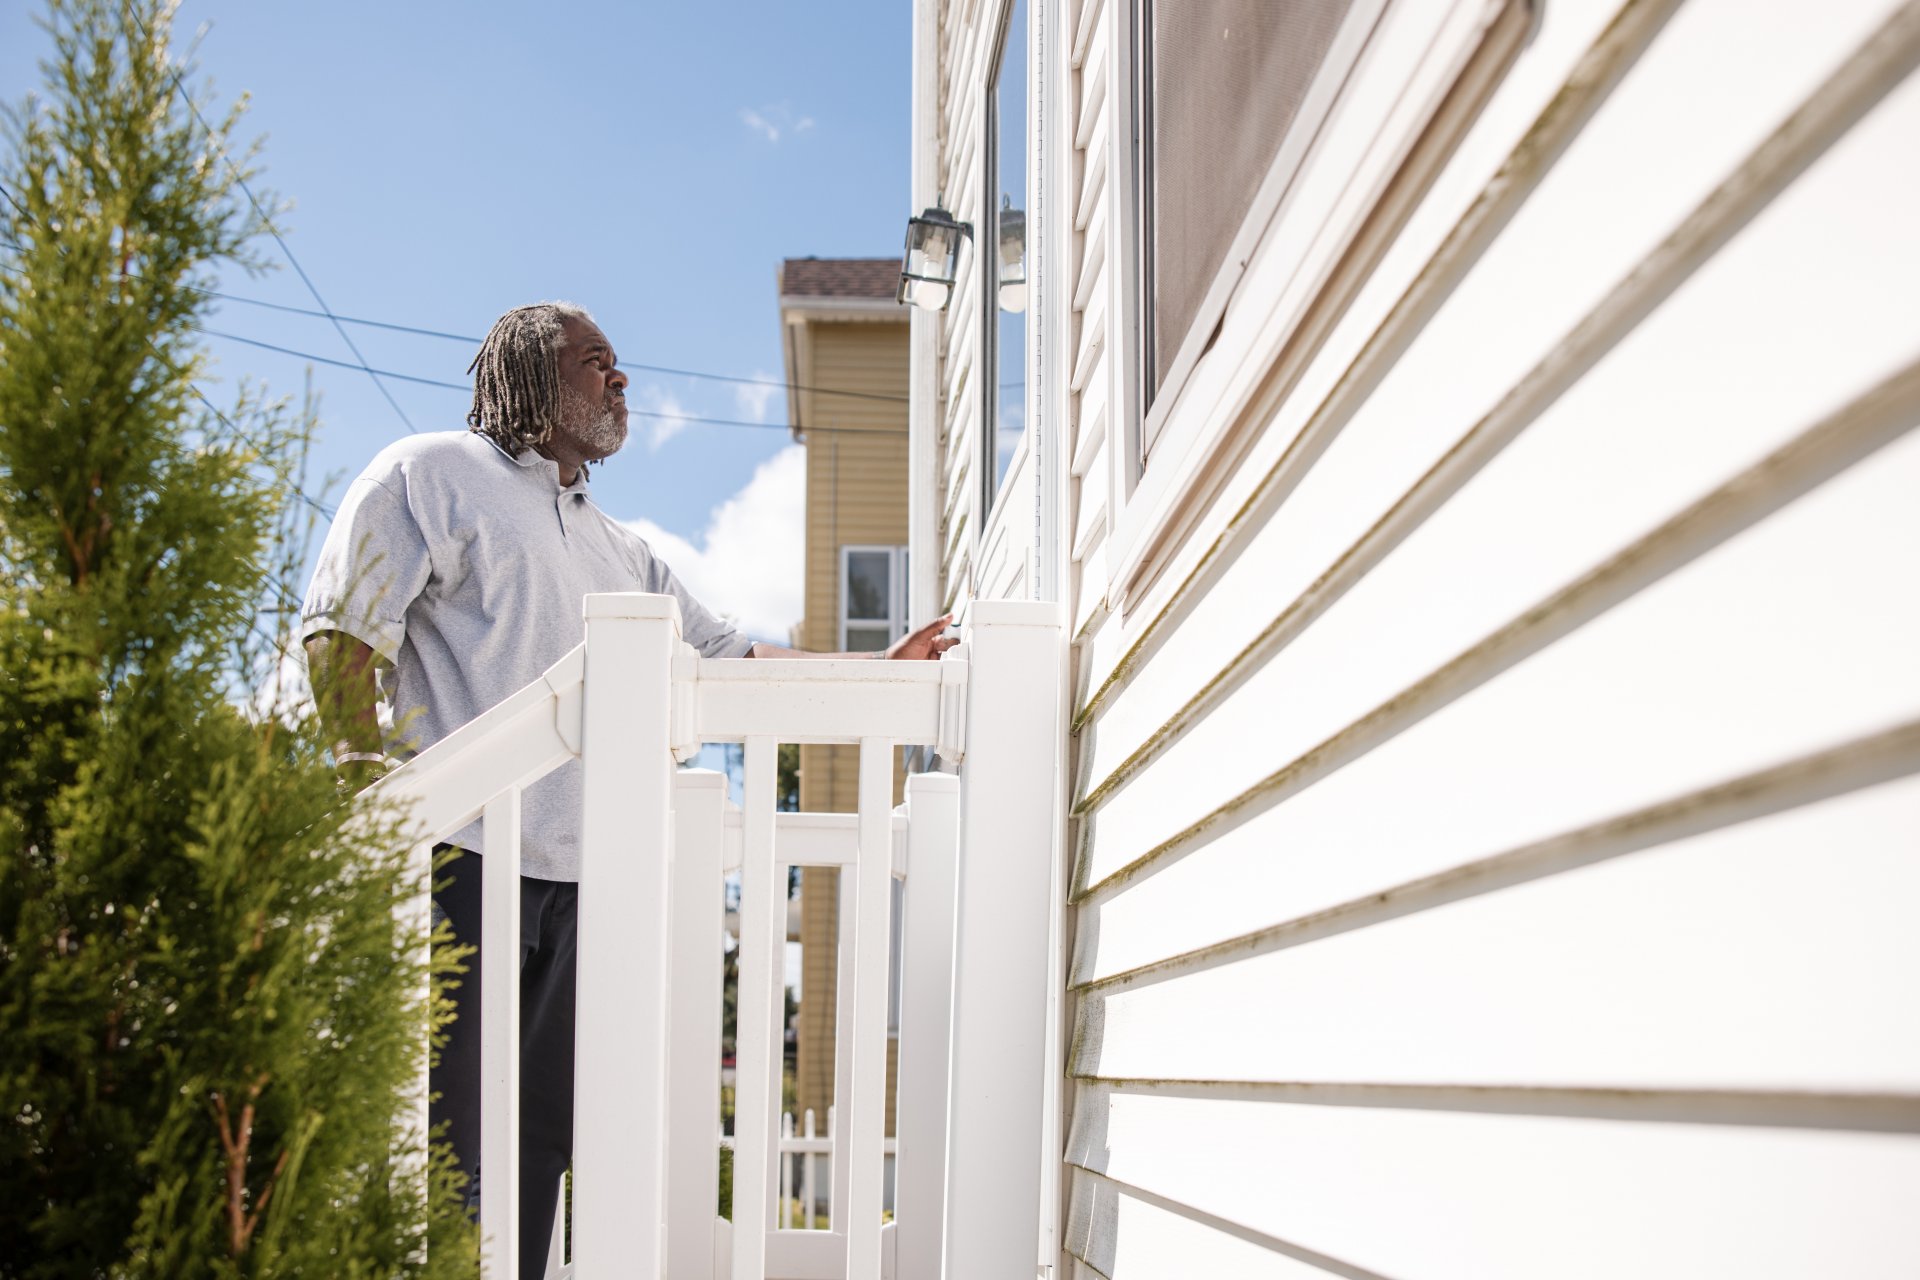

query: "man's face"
xmin=552 ymin=315 xmax=629 ymax=463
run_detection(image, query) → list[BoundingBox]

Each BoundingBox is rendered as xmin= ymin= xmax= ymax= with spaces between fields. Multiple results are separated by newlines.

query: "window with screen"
xmin=840 ymin=546 xmax=909 ymax=652
xmin=984 ymin=0 xmax=1029 ymax=511
xmin=1139 ymin=0 xmax=1356 ymax=438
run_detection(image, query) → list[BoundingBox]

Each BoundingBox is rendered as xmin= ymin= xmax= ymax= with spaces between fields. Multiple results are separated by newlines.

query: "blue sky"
xmin=0 ymin=0 xmax=910 ymax=638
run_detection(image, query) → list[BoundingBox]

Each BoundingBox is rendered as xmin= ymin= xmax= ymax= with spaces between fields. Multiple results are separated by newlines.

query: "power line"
xmin=126 ymin=8 xmax=421 ymax=437
xmin=183 ymin=383 xmax=337 ymax=520
xmin=0 ymin=186 xmax=340 ymax=520
xmin=0 ymin=237 xmax=913 ymax=406
xmin=1 ymin=251 xmax=903 ymax=437
xmin=172 ymin=285 xmax=914 ymax=403
xmin=2 ymin=246 xmax=905 ymax=437
xmin=0 ymin=182 xmax=31 ymax=224
xmin=190 ymin=291 xmax=915 ymax=403
xmin=193 ymin=327 xmax=907 ymax=436
xmin=202 ymin=327 xmax=471 ymax=390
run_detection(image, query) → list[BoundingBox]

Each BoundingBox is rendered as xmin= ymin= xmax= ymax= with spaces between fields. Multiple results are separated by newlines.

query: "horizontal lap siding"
xmin=1061 ymin=0 xmax=1920 ymax=1273
xmin=1067 ymin=1092 xmax=1920 ymax=1280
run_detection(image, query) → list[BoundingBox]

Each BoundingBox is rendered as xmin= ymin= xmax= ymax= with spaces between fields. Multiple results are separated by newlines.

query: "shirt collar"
xmin=476 ymin=431 xmax=589 ymax=493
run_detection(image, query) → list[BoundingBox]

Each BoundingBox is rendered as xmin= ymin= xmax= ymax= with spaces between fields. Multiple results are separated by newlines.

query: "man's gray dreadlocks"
xmin=466 ymin=302 xmax=593 ymax=455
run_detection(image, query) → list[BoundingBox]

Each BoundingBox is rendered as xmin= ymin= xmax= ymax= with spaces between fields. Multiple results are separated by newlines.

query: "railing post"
xmin=893 ymin=771 xmax=961 ymax=1280
xmin=573 ymin=592 xmax=682 ymax=1279
xmin=846 ymin=737 xmax=898 ymax=1279
xmin=479 ymin=788 xmax=524 ymax=1277
xmin=731 ymin=734 xmax=784 ymax=1280
xmin=667 ymin=769 xmax=728 ymax=1280
xmin=944 ymin=601 xmax=1063 ymax=1278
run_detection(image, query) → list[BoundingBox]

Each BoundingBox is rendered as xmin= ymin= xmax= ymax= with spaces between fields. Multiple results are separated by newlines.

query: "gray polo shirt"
xmin=301 ymin=430 xmax=752 ymax=881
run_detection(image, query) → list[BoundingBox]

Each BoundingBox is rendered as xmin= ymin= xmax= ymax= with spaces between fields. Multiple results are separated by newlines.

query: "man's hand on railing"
xmin=332 ymin=748 xmax=396 ymax=796
xmin=883 ymin=614 xmax=960 ymax=661
xmin=743 ymin=614 xmax=959 ymax=661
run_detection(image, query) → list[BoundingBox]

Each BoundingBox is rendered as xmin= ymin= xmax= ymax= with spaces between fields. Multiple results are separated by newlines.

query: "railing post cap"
xmin=583 ymin=591 xmax=684 ymax=627
xmin=673 ymin=768 xmax=728 ymax=791
xmin=905 ymin=771 xmax=960 ymax=795
xmin=967 ymin=599 xmax=1063 ymax=628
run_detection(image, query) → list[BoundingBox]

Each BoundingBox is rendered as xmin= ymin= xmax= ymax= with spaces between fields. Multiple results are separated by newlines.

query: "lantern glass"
xmin=997 ymin=200 xmax=1027 ymax=314
xmin=897 ymin=206 xmax=968 ymax=311
xmin=902 ymin=278 xmax=950 ymax=312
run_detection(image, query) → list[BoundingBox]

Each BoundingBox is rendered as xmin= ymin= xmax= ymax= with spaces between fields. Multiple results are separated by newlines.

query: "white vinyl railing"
xmin=365 ymin=593 xmax=1062 ymax=1280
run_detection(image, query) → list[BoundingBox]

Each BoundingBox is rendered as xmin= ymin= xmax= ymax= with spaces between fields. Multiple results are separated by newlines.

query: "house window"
xmin=840 ymin=545 xmax=910 ymax=652
xmin=983 ymin=0 xmax=1029 ymax=512
xmin=1135 ymin=0 xmax=1360 ymax=455
xmin=1106 ymin=0 xmax=1534 ymax=603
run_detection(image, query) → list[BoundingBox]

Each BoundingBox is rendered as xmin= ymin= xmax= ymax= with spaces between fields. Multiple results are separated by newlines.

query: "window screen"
xmin=1146 ymin=0 xmax=1354 ymax=396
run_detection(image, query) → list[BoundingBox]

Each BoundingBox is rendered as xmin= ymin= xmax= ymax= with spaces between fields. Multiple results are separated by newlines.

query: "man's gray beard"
xmin=557 ymin=381 xmax=628 ymax=456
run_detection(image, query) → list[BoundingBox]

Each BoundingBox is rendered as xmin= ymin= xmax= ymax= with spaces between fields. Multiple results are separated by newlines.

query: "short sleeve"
xmin=300 ymin=474 xmax=433 ymax=664
xmin=642 ymin=545 xmax=753 ymax=659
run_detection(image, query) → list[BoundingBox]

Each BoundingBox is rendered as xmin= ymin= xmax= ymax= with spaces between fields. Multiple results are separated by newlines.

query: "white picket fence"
xmin=717 ymin=1107 xmax=895 ymax=1232
xmin=364 ymin=593 xmax=1061 ymax=1279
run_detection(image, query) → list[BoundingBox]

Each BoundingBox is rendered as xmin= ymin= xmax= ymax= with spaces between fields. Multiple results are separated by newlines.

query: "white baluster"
xmin=831 ymin=863 xmax=856 ymax=1232
xmin=827 ymin=1103 xmax=838 ymax=1230
xmin=780 ymin=1111 xmax=794 ymax=1229
xmin=574 ymin=593 xmax=682 ymax=1278
xmin=730 ymin=736 xmax=782 ymax=1280
xmin=847 ymin=737 xmax=896 ymax=1280
xmin=402 ymin=838 xmax=436 ymax=1198
xmin=803 ymin=1107 xmax=818 ymax=1231
xmin=944 ymin=602 xmax=1062 ymax=1278
xmin=893 ymin=771 xmax=961 ymax=1278
xmin=479 ymin=790 xmax=523 ymax=1278
xmin=667 ymin=770 xmax=728 ymax=1279
xmin=763 ymin=905 xmax=784 ymax=1247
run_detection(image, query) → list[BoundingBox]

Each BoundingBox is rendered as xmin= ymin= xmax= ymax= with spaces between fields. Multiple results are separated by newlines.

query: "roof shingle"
xmin=779 ymin=257 xmax=900 ymax=301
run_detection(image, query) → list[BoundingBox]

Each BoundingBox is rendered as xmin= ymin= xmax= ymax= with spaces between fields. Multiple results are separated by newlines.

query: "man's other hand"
xmin=884 ymin=615 xmax=959 ymax=661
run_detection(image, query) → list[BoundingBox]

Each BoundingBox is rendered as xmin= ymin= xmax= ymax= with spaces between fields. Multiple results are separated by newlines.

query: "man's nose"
xmin=608 ymin=367 xmax=629 ymax=394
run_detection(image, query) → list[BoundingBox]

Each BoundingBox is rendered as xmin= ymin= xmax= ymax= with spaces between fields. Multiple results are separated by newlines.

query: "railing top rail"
xmin=676 ymin=647 xmax=969 ymax=758
xmin=364 ymin=642 xmax=585 ymax=845
xmin=356 ymin=614 xmax=971 ymax=846
xmin=690 ymin=656 xmax=949 ymax=685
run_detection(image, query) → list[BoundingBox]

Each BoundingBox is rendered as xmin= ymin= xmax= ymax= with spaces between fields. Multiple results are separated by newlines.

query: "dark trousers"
xmin=430 ymin=849 xmax=577 ymax=1280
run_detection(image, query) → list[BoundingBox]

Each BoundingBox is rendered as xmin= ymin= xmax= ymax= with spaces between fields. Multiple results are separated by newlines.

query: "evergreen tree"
xmin=0 ymin=2 xmax=475 ymax=1274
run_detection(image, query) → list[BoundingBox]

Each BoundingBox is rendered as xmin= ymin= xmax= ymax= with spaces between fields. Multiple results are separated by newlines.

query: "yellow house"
xmin=777 ymin=257 xmax=910 ymax=1137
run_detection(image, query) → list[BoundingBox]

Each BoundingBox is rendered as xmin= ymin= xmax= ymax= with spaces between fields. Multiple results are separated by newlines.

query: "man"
xmin=301 ymin=302 xmax=952 ymax=1277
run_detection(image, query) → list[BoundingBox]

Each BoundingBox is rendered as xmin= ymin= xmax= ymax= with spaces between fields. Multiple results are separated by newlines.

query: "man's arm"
xmin=305 ymin=629 xmax=386 ymax=790
xmin=743 ymin=614 xmax=958 ymax=662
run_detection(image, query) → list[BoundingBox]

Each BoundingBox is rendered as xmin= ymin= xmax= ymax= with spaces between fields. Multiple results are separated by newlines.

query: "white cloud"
xmin=634 ymin=383 xmax=694 ymax=450
xmin=739 ymin=107 xmax=780 ymax=143
xmin=734 ymin=372 xmax=781 ymax=424
xmin=739 ymin=103 xmax=814 ymax=145
xmin=621 ymin=445 xmax=805 ymax=643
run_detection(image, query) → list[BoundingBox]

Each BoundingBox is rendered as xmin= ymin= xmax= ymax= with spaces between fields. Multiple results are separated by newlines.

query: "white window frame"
xmin=839 ymin=544 xmax=911 ymax=651
xmin=1105 ymin=0 xmax=1535 ymax=610
xmin=981 ymin=0 xmax=1034 ymax=528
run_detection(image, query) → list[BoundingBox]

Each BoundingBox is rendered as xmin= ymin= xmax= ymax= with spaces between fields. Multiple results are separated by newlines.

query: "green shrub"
xmin=0 ymin=2 xmax=473 ymax=1274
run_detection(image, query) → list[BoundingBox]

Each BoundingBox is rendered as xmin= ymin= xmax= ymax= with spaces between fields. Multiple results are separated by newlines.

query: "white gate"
xmin=366 ymin=594 xmax=1062 ymax=1279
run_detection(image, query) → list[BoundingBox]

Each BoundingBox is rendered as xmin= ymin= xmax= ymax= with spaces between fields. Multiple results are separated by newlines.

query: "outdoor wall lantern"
xmin=897 ymin=203 xmax=971 ymax=312
xmin=997 ymin=196 xmax=1027 ymax=314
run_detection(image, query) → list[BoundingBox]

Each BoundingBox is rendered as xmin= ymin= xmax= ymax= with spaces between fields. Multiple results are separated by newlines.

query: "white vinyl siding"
xmin=935 ymin=0 xmax=1042 ymax=608
xmin=918 ymin=0 xmax=1920 ymax=1275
